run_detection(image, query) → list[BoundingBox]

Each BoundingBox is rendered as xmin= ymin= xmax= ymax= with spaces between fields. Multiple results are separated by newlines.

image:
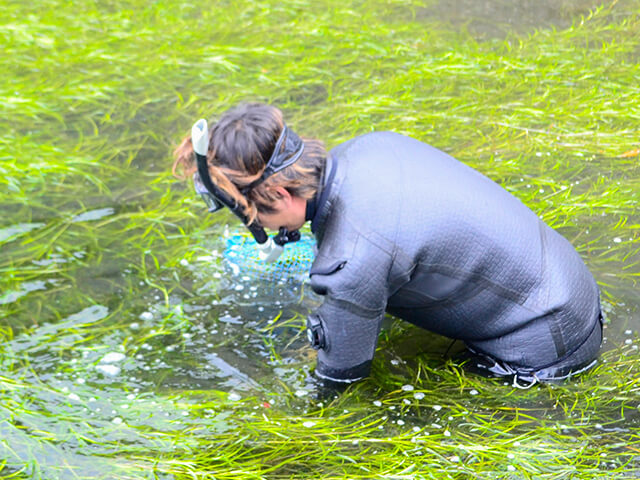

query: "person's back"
xmin=308 ymin=131 xmax=602 ymax=385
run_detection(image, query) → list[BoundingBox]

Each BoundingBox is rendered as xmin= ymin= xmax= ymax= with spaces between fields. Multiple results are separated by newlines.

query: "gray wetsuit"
xmin=305 ymin=132 xmax=602 ymax=384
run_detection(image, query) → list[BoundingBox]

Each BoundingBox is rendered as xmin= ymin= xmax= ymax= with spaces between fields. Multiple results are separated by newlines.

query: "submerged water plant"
xmin=1 ymin=0 xmax=639 ymax=478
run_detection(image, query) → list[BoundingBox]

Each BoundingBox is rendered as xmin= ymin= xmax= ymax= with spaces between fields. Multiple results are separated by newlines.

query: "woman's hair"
xmin=172 ymin=103 xmax=326 ymax=224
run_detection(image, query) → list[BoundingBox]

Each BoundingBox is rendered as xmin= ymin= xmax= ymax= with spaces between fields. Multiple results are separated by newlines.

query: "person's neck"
xmin=305 ymin=194 xmax=318 ymax=222
xmin=305 ymin=154 xmax=336 ymax=233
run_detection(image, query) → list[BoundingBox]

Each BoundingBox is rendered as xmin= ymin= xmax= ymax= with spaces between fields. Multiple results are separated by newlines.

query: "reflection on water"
xmin=0 ymin=222 xmax=45 ymax=244
xmin=71 ymin=207 xmax=115 ymax=223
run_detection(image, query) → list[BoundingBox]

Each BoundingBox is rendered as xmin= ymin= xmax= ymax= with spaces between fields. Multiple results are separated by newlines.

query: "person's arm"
xmin=306 ymin=243 xmax=392 ymax=385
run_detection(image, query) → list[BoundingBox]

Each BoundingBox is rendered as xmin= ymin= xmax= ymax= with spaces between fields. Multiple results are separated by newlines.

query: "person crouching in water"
xmin=172 ymin=102 xmax=603 ymax=388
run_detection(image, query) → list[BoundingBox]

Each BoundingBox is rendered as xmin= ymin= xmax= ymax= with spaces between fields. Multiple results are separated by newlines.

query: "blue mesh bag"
xmin=223 ymin=232 xmax=316 ymax=284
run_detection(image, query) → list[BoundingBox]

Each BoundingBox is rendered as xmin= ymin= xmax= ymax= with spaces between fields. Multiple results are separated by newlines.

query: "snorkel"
xmin=191 ymin=118 xmax=301 ymax=263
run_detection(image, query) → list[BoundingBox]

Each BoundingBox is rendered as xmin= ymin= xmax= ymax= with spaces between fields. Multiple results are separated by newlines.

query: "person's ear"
xmin=273 ymin=186 xmax=292 ymax=205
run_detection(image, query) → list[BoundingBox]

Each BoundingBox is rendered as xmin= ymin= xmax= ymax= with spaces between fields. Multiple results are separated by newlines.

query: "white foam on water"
xmin=96 ymin=364 xmax=121 ymax=376
xmin=101 ymin=352 xmax=125 ymax=363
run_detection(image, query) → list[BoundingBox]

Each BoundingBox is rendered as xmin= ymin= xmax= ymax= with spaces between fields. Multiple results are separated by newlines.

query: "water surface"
xmin=1 ymin=0 xmax=639 ymax=478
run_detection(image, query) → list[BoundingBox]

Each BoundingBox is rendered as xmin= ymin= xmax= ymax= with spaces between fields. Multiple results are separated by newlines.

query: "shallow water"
xmin=419 ymin=0 xmax=607 ymax=39
xmin=2 ymin=0 xmax=640 ymax=478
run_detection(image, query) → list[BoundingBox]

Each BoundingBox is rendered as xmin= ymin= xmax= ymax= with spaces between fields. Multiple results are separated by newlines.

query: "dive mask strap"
xmin=240 ymin=124 xmax=305 ymax=194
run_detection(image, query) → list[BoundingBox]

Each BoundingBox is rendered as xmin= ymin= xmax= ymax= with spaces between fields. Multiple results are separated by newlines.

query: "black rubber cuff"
xmin=315 ymin=359 xmax=372 ymax=384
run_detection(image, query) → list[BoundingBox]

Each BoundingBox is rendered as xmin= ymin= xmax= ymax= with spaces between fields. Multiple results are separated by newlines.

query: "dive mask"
xmin=195 ymin=180 xmax=225 ymax=214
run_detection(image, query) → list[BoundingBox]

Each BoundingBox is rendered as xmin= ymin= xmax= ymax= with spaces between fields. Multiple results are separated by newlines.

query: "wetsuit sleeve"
xmin=307 ymin=246 xmax=391 ymax=384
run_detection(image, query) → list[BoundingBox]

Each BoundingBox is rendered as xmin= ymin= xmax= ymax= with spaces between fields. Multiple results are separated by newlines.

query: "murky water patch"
xmin=417 ymin=0 xmax=608 ymax=40
xmin=1 ymin=270 xmax=315 ymax=399
xmin=0 ymin=373 xmax=237 ymax=478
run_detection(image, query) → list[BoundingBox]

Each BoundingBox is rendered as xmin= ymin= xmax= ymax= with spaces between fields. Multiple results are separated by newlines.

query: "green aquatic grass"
xmin=1 ymin=0 xmax=640 ymax=478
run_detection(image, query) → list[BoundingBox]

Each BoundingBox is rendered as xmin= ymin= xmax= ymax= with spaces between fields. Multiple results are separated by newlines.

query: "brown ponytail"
xmin=172 ymin=103 xmax=326 ymax=224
